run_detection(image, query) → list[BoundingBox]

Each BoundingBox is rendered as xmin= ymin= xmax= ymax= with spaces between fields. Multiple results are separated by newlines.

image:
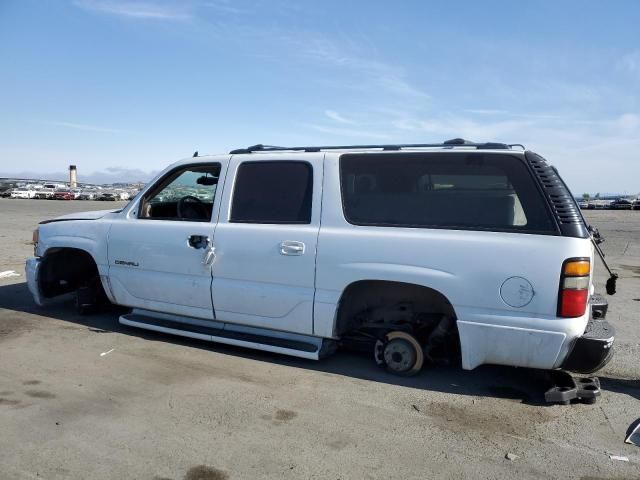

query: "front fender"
xmin=38 ymin=220 xmax=111 ymax=275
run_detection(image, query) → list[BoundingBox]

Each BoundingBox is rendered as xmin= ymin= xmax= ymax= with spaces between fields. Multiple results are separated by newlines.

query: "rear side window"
xmin=231 ymin=161 xmax=313 ymax=224
xmin=340 ymin=153 xmax=556 ymax=233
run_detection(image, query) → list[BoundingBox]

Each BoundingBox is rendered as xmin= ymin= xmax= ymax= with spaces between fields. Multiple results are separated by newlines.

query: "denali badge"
xmin=114 ymin=260 xmax=139 ymax=267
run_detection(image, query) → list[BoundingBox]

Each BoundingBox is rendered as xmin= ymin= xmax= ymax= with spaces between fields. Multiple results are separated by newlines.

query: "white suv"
xmin=26 ymin=140 xmax=615 ymax=376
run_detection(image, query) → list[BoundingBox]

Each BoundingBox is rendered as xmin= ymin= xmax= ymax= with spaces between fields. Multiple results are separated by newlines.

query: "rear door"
xmin=211 ymin=154 xmax=323 ymax=334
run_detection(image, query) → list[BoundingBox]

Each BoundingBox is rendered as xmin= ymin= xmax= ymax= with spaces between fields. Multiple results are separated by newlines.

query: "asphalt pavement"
xmin=0 ymin=198 xmax=638 ymax=479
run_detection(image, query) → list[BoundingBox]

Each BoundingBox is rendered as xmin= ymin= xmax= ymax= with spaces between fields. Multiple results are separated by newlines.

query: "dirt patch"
xmin=120 ymin=347 xmax=277 ymax=389
xmin=0 ymin=398 xmax=20 ymax=406
xmin=23 ymin=380 xmax=41 ymax=385
xmin=619 ymin=264 xmax=640 ymax=276
xmin=327 ymin=438 xmax=350 ymax=450
xmin=0 ymin=316 xmax=36 ymax=342
xmin=274 ymin=409 xmax=297 ymax=422
xmin=416 ymin=400 xmax=555 ymax=436
xmin=184 ymin=465 xmax=228 ymax=480
xmin=487 ymin=385 xmax=531 ymax=402
xmin=24 ymin=390 xmax=56 ymax=399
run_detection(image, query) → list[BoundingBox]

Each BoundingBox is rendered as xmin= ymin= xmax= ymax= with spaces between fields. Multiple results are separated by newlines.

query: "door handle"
xmin=188 ymin=235 xmax=209 ymax=249
xmin=279 ymin=240 xmax=305 ymax=256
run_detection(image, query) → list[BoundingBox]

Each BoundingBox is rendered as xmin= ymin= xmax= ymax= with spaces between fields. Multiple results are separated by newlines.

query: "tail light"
xmin=558 ymin=258 xmax=590 ymax=318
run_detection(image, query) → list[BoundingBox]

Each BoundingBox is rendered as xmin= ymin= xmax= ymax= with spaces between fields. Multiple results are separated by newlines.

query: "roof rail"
xmin=229 ymin=139 xmax=515 ymax=154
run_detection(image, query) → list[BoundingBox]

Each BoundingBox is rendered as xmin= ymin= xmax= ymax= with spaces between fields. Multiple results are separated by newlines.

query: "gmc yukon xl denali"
xmin=26 ymin=139 xmax=615 ymax=376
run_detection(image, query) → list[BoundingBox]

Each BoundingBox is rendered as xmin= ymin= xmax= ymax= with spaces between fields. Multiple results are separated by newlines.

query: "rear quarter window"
xmin=340 ymin=152 xmax=557 ymax=234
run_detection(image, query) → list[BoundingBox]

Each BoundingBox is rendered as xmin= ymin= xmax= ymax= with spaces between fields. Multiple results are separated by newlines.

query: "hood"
xmin=39 ymin=209 xmax=121 ymax=224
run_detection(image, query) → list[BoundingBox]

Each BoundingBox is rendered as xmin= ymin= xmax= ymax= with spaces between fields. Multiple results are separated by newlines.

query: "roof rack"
xmin=229 ymin=138 xmax=520 ymax=154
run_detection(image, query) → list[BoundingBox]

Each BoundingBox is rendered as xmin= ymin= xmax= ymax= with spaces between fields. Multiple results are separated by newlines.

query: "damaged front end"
xmin=25 ymin=257 xmax=45 ymax=306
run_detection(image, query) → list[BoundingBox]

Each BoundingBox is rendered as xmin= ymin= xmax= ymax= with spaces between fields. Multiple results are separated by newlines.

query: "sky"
xmin=0 ymin=0 xmax=639 ymax=193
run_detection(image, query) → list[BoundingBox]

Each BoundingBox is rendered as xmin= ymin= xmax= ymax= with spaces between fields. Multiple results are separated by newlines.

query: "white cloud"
xmin=199 ymin=1 xmax=250 ymax=15
xmin=399 ymin=110 xmax=640 ymax=193
xmin=74 ymin=0 xmax=192 ymax=20
xmin=618 ymin=51 xmax=640 ymax=76
xmin=464 ymin=109 xmax=508 ymax=115
xmin=617 ymin=113 xmax=640 ymax=131
xmin=46 ymin=121 xmax=121 ymax=133
xmin=305 ymin=124 xmax=391 ymax=140
xmin=301 ymin=37 xmax=430 ymax=101
xmin=324 ymin=110 xmax=354 ymax=125
xmin=392 ymin=116 xmax=531 ymax=141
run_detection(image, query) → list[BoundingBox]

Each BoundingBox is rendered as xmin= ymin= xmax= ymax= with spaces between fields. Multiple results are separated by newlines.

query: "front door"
xmin=107 ymin=159 xmax=228 ymax=320
xmin=211 ymin=154 xmax=323 ymax=334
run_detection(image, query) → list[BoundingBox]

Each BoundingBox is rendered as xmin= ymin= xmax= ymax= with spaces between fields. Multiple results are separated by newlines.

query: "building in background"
xmin=69 ymin=165 xmax=77 ymax=188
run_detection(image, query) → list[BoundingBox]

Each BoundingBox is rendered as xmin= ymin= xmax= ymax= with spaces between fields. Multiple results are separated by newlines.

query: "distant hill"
xmin=0 ymin=167 xmax=157 ymax=185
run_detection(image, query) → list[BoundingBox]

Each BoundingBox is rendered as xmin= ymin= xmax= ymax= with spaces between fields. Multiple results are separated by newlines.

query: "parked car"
xmin=115 ymin=190 xmax=131 ymax=200
xmin=611 ymin=198 xmax=633 ymax=210
xmin=26 ymin=140 xmax=615 ymax=377
xmin=10 ymin=188 xmax=36 ymax=199
xmin=77 ymin=191 xmax=96 ymax=200
xmin=633 ymin=198 xmax=640 ymax=210
xmin=98 ymin=192 xmax=117 ymax=201
xmin=34 ymin=189 xmax=53 ymax=199
xmin=35 ymin=184 xmax=61 ymax=199
xmin=578 ymin=200 xmax=590 ymax=209
xmin=53 ymin=189 xmax=74 ymax=200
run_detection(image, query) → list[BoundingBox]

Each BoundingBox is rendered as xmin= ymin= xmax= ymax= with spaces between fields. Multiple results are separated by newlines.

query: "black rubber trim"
xmin=590 ymin=293 xmax=608 ymax=320
xmin=524 ymin=151 xmax=589 ymax=238
xmin=122 ymin=314 xmax=319 ymax=353
xmin=561 ymin=319 xmax=614 ymax=374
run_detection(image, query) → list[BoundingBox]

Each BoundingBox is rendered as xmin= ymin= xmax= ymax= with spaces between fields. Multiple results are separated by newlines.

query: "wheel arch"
xmin=332 ymin=279 xmax=458 ymax=337
xmin=39 ymin=246 xmax=102 ymax=299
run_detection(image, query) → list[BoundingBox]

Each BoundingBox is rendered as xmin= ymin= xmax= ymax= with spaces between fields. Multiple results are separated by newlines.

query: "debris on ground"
xmin=100 ymin=349 xmax=115 ymax=357
xmin=0 ymin=270 xmax=20 ymax=279
xmin=505 ymin=453 xmax=519 ymax=461
xmin=626 ymin=421 xmax=640 ymax=446
xmin=609 ymin=455 xmax=629 ymax=462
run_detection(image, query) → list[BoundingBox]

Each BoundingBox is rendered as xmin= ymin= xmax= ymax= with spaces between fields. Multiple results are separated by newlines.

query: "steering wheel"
xmin=177 ymin=195 xmax=208 ymax=220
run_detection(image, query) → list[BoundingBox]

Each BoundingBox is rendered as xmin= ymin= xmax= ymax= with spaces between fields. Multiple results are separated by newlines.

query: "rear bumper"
xmin=25 ymin=257 xmax=44 ymax=306
xmin=561 ymin=318 xmax=614 ymax=374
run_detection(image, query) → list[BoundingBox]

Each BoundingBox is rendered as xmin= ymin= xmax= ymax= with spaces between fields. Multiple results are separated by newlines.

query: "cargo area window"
xmin=340 ymin=153 xmax=556 ymax=233
xmin=230 ymin=161 xmax=313 ymax=224
xmin=138 ymin=164 xmax=220 ymax=222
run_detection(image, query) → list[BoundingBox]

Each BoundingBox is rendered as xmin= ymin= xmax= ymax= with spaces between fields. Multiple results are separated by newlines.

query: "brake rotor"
xmin=374 ymin=331 xmax=424 ymax=376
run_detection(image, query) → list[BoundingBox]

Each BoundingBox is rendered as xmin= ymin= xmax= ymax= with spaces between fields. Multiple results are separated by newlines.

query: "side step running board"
xmin=119 ymin=312 xmax=323 ymax=360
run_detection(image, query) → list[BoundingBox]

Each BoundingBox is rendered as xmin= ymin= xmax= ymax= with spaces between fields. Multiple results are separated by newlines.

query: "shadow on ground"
xmin=1 ymin=281 xmax=638 ymax=405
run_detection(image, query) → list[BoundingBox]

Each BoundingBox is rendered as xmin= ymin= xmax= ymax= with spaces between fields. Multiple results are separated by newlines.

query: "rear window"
xmin=340 ymin=153 xmax=556 ymax=233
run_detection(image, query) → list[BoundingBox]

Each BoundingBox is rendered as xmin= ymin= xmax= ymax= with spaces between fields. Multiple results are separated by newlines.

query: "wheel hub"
xmin=383 ymin=338 xmax=417 ymax=373
xmin=374 ymin=331 xmax=424 ymax=376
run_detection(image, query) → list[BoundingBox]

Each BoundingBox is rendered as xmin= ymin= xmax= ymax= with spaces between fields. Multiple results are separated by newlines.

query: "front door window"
xmin=139 ymin=164 xmax=221 ymax=222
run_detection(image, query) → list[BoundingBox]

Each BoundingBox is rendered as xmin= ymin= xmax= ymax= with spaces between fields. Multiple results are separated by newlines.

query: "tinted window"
xmin=231 ymin=161 xmax=313 ymax=224
xmin=340 ymin=153 xmax=556 ymax=233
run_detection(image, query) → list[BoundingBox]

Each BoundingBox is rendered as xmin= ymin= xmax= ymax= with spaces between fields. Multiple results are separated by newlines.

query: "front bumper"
xmin=25 ymin=257 xmax=44 ymax=306
xmin=561 ymin=317 xmax=614 ymax=374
